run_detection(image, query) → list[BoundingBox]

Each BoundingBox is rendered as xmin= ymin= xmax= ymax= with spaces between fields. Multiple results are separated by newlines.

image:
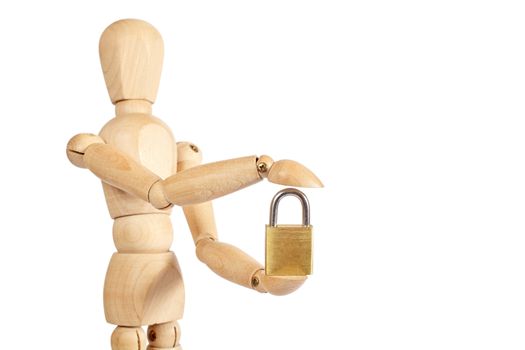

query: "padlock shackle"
xmin=269 ymin=188 xmax=310 ymax=226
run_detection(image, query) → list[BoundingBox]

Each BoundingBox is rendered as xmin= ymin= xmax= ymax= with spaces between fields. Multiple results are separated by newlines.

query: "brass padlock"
xmin=265 ymin=188 xmax=313 ymax=276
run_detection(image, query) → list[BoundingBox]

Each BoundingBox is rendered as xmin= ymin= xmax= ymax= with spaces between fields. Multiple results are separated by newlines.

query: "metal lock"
xmin=265 ymin=188 xmax=313 ymax=276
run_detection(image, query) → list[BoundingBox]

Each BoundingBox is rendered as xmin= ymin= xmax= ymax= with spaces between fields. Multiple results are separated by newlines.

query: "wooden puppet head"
xmin=99 ymin=19 xmax=164 ymax=104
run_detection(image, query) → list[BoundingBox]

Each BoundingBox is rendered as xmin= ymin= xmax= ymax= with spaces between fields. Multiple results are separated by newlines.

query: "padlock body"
xmin=265 ymin=224 xmax=313 ymax=276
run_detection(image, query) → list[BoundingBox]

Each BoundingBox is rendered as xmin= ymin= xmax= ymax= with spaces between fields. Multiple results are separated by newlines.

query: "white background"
xmin=1 ymin=1 xmax=524 ymax=349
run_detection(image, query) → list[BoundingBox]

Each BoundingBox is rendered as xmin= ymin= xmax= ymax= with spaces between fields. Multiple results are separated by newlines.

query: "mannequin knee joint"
xmin=111 ymin=326 xmax=146 ymax=350
xmin=147 ymin=322 xmax=181 ymax=349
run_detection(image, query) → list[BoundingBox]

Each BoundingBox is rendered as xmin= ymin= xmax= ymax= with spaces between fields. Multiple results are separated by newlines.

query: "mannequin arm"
xmin=66 ymin=133 xmax=167 ymax=206
xmin=177 ymin=142 xmax=306 ymax=296
xmin=150 ymin=146 xmax=323 ymax=208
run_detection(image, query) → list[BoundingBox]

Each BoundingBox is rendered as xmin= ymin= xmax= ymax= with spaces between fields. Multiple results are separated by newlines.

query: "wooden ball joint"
xmin=66 ymin=19 xmax=323 ymax=350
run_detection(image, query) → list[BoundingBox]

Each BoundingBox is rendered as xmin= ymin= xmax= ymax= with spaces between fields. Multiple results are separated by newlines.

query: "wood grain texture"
xmin=68 ymin=19 xmax=319 ymax=349
xmin=104 ymin=252 xmax=185 ymax=326
xmin=177 ymin=142 xmax=218 ymax=243
xmin=162 ymin=156 xmax=262 ymax=206
xmin=176 ymin=142 xmax=202 ymax=168
xmin=196 ymin=239 xmax=263 ymax=290
xmin=176 ymin=143 xmax=307 ymax=294
xmin=253 ymin=269 xmax=307 ymax=296
xmin=84 ymin=143 xmax=161 ymax=203
xmin=113 ymin=214 xmax=173 ymax=253
xmin=111 ymin=326 xmax=147 ymax=350
xmin=66 ymin=133 xmax=105 ymax=168
xmin=178 ymin=142 xmax=263 ymax=290
xmin=99 ymin=113 xmax=176 ymax=218
xmin=268 ymin=159 xmax=324 ymax=188
xmin=147 ymin=321 xmax=180 ymax=348
xmin=183 ymin=201 xmax=217 ymax=243
xmin=100 ymin=19 xmax=164 ymax=104
xmin=148 ymin=181 xmax=171 ymax=210
xmin=116 ymin=100 xmax=153 ymax=115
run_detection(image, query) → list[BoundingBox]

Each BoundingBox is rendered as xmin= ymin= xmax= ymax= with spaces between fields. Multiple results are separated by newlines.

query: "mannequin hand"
xmin=252 ymin=269 xmax=307 ymax=296
xmin=256 ymin=156 xmax=323 ymax=188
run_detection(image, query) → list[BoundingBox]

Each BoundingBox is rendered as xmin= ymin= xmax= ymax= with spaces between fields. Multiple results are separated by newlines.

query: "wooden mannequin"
xmin=66 ymin=19 xmax=322 ymax=350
